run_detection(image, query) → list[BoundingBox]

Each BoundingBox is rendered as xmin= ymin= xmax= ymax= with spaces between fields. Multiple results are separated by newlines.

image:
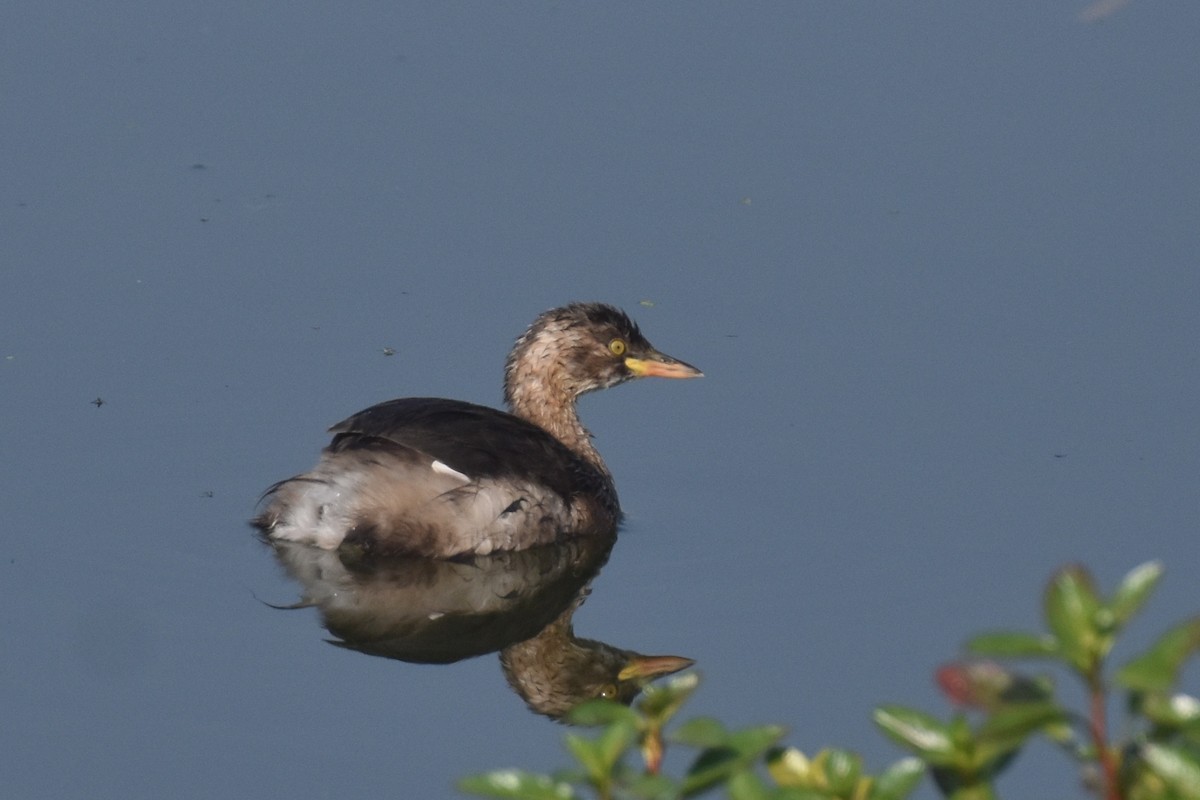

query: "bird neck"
xmin=506 ymin=377 xmax=607 ymax=472
xmin=504 ymin=329 xmax=610 ymax=472
xmin=498 ymin=612 xmax=584 ymax=718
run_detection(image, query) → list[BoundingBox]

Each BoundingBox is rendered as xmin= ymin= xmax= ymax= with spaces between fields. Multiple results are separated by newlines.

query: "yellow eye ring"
xmin=598 ymin=683 xmax=618 ymax=700
xmin=608 ymin=339 xmax=627 ymax=356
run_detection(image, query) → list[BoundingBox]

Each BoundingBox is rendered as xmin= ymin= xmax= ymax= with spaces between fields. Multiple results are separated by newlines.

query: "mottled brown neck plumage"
xmin=503 ymin=308 xmax=611 ymax=471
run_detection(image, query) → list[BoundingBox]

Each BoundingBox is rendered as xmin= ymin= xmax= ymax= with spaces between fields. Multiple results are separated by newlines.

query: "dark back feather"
xmin=328 ymin=397 xmax=613 ymax=507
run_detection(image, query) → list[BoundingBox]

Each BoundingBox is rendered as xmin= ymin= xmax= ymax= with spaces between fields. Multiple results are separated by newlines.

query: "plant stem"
xmin=1087 ymin=672 xmax=1120 ymax=800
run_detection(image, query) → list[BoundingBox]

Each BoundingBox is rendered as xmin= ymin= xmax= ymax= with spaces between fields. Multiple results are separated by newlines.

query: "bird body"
xmin=260 ymin=397 xmax=613 ymax=557
xmin=254 ymin=303 xmax=700 ymax=558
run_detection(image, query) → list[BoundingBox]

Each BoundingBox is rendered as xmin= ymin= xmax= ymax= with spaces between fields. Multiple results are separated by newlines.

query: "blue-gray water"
xmin=3 ymin=3 xmax=1198 ymax=798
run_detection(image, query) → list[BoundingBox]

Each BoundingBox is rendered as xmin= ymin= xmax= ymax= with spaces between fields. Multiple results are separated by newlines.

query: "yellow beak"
xmin=625 ymin=355 xmax=703 ymax=379
xmin=618 ymin=654 xmax=696 ymax=681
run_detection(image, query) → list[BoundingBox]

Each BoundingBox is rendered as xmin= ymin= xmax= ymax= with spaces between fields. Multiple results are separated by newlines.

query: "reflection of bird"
xmin=264 ymin=535 xmax=694 ymax=720
xmin=500 ymin=609 xmax=693 ymax=719
xmin=254 ymin=303 xmax=701 ymax=558
xmin=266 ymin=536 xmax=618 ymax=664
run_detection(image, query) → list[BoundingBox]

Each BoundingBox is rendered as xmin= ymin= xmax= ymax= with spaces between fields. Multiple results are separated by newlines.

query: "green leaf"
xmin=566 ymin=700 xmax=643 ymax=734
xmin=1043 ymin=564 xmax=1101 ymax=672
xmin=730 ymin=769 xmax=827 ymax=800
xmin=940 ymin=780 xmax=999 ymax=800
xmin=1142 ymin=743 xmax=1200 ymax=800
xmin=974 ymin=702 xmax=1066 ymax=769
xmin=766 ymin=746 xmax=811 ymax=788
xmin=564 ymin=734 xmax=607 ymax=782
xmin=977 ymin=702 xmax=1066 ymax=742
xmin=869 ymin=758 xmax=925 ymax=800
xmin=727 ymin=770 xmax=773 ymax=800
xmin=561 ymin=721 xmax=636 ymax=784
xmin=597 ymin=720 xmax=638 ymax=770
xmin=816 ymin=748 xmax=862 ymax=795
xmin=681 ymin=746 xmax=741 ymax=796
xmin=566 ymin=699 xmax=640 ymax=727
xmin=1187 ymin=721 xmax=1200 ymax=747
xmin=1116 ymin=617 xmax=1200 ymax=692
xmin=964 ymin=631 xmax=1059 ymax=658
xmin=681 ymin=727 xmax=785 ymax=797
xmin=948 ymin=715 xmax=972 ymax=751
xmin=873 ymin=706 xmax=957 ymax=764
xmin=1138 ymin=692 xmax=1200 ymax=729
xmin=670 ymin=717 xmax=729 ymax=748
xmin=621 ymin=772 xmax=682 ymax=800
xmin=726 ymin=725 xmax=788 ymax=761
xmin=774 ymin=791 xmax=829 ymax=800
xmin=458 ymin=769 xmax=577 ymax=799
xmin=1108 ymin=560 xmax=1164 ymax=626
xmin=929 ymin=763 xmax=1002 ymax=800
xmin=639 ymin=672 xmax=700 ymax=720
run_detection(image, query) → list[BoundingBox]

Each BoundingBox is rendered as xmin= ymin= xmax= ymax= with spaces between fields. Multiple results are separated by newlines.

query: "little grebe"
xmin=253 ymin=303 xmax=701 ymax=558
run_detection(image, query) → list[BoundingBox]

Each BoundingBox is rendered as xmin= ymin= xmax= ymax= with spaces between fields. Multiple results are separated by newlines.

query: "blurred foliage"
xmin=461 ymin=562 xmax=1199 ymax=799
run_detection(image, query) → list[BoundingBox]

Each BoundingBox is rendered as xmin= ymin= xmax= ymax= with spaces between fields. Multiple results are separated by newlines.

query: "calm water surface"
xmin=3 ymin=4 xmax=1198 ymax=798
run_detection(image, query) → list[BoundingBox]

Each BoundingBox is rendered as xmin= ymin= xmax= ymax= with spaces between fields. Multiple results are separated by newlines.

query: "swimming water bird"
xmin=253 ymin=303 xmax=702 ymax=558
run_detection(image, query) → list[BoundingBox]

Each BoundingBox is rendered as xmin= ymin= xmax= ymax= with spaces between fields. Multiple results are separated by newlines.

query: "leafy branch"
xmin=461 ymin=562 xmax=1200 ymax=799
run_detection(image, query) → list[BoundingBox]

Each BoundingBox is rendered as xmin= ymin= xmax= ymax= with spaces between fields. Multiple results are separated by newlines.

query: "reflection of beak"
xmin=625 ymin=353 xmax=704 ymax=379
xmin=618 ymin=654 xmax=695 ymax=682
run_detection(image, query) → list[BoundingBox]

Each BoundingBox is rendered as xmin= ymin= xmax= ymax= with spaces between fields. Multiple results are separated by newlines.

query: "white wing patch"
xmin=430 ymin=460 xmax=471 ymax=484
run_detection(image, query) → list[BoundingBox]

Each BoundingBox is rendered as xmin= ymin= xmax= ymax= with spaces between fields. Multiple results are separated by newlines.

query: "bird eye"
xmin=598 ymin=683 xmax=618 ymax=700
xmin=608 ymin=339 xmax=627 ymax=356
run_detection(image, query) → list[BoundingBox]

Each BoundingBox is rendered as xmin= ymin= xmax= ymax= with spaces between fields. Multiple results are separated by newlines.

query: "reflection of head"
xmin=500 ymin=611 xmax=693 ymax=720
